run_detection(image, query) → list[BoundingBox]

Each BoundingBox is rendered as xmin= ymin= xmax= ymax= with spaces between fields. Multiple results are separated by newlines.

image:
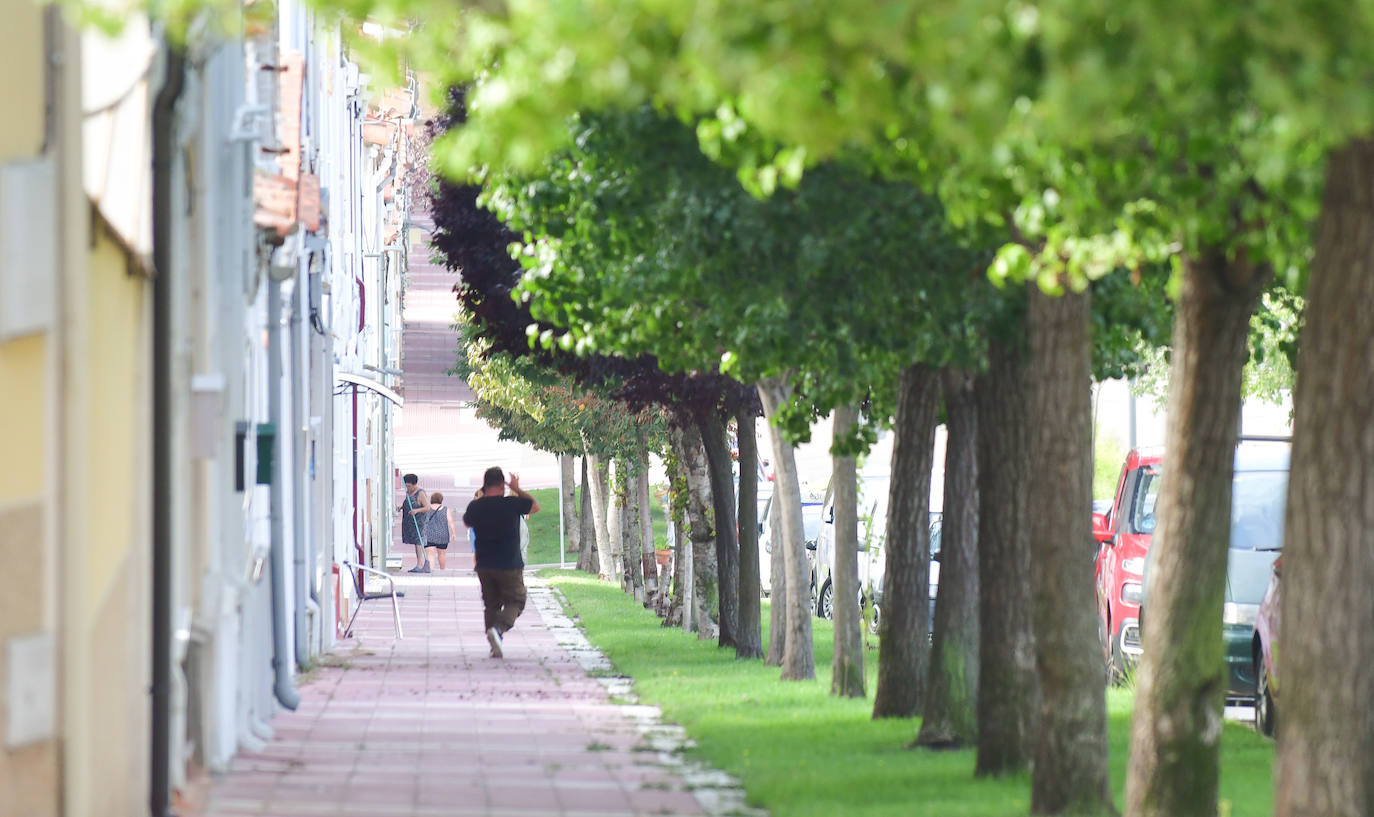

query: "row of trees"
xmin=437 ymin=96 xmax=1171 ymax=804
xmin=373 ymin=5 xmax=1374 ymax=817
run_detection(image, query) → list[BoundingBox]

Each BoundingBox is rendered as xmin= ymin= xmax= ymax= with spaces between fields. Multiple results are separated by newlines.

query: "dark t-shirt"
xmin=463 ymin=495 xmax=534 ymax=570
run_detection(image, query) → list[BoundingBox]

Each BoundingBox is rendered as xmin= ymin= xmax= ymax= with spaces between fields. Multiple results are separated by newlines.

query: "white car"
xmin=757 ymin=493 xmax=823 ymax=596
xmin=813 ymin=474 xmax=940 ymax=633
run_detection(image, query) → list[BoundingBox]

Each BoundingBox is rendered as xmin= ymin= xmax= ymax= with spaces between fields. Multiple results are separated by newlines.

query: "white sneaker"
xmin=486 ymin=627 xmax=503 ymax=658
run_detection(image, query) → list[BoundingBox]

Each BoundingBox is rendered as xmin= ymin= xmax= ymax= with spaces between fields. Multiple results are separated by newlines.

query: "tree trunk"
xmin=700 ymin=414 xmax=740 ymax=649
xmin=618 ymin=458 xmax=632 ymax=594
xmin=873 ymin=364 xmax=938 ymax=717
xmin=831 ymin=404 xmax=866 ymax=698
xmin=1124 ymin=250 xmax=1266 ymax=817
xmin=577 ymin=455 xmax=598 ymax=574
xmin=677 ymin=421 xmax=719 ymax=641
xmin=606 ymin=459 xmax=624 ymax=586
xmin=678 ymin=518 xmax=693 ymax=632
xmin=1275 ymin=138 xmax=1374 ymax=817
xmin=560 ymin=454 xmax=579 ymax=565
xmin=619 ymin=482 xmax=632 ymax=591
xmin=664 ymin=436 xmax=689 ymax=627
xmin=916 ymin=369 xmax=979 ymax=748
xmin=1027 ymin=286 xmax=1113 ymax=816
xmin=766 ymin=498 xmax=788 ymax=666
xmin=622 ymin=459 xmax=645 ymax=602
xmin=582 ymin=437 xmax=615 ymax=583
xmin=736 ymin=408 xmax=765 ymax=659
xmin=638 ymin=455 xmax=657 ymax=605
xmin=757 ymin=374 xmax=816 ymax=681
xmin=974 ymin=332 xmax=1039 ymax=775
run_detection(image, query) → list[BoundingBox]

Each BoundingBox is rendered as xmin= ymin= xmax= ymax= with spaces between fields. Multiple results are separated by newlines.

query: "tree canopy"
xmin=453 ymin=322 xmax=664 ymax=458
xmin=428 ymin=91 xmax=756 ymax=428
xmin=355 ymin=0 xmax=1370 ymax=299
xmin=487 ymin=107 xmax=989 ymax=452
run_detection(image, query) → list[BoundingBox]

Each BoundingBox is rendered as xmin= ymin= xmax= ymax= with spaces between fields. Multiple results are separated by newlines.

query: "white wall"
xmin=166 ymin=2 xmax=415 ymax=784
xmin=1094 ymin=378 xmax=1292 ymax=452
xmin=758 ymin=413 xmax=947 ymax=512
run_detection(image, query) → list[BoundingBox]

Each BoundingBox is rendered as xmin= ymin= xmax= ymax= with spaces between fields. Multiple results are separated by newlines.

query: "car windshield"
xmin=1230 ymin=471 xmax=1287 ymax=551
xmin=1127 ymin=464 xmax=1288 ymax=551
xmin=762 ymin=497 xmax=822 ymax=540
xmin=861 ymin=476 xmax=890 ymax=548
xmin=802 ymin=504 xmax=822 ymax=541
xmin=1226 ymin=549 xmax=1279 ymax=603
xmin=1130 ymin=466 xmax=1162 ymax=534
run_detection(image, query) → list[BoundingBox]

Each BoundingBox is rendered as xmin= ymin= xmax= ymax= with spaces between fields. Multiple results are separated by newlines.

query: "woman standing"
xmin=399 ymin=473 xmax=430 ymax=573
xmin=425 ymin=492 xmax=459 ymax=571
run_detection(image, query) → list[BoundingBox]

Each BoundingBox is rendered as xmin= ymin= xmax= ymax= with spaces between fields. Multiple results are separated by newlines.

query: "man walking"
xmin=463 ymin=467 xmax=540 ymax=658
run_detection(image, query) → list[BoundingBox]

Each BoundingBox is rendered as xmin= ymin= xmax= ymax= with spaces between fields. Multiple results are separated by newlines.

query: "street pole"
xmin=1128 ymin=378 xmax=1138 ymax=450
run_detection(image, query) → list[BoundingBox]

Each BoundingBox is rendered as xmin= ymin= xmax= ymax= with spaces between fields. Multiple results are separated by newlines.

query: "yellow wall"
xmin=0 ymin=336 xmax=47 ymax=500
xmin=0 ymin=10 xmax=156 ymax=814
xmin=0 ymin=336 xmax=48 ymax=807
xmin=62 ymin=223 xmax=153 ymax=817
xmin=0 ymin=7 xmax=59 ymax=813
xmin=0 ymin=0 xmax=50 ymax=502
xmin=0 ymin=0 xmax=46 ymax=161
xmin=83 ymin=227 xmax=148 ymax=598
xmin=0 ymin=336 xmax=56 ymax=817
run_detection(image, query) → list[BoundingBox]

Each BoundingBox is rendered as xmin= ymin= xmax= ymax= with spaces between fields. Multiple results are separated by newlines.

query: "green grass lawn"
xmin=525 ymin=488 xmax=565 ymax=565
xmin=525 ymin=486 xmax=670 ymax=566
xmin=540 ymin=571 xmax=1277 ymax=817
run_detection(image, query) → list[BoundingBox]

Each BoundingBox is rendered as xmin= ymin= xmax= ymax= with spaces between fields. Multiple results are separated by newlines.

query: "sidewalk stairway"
xmin=194 ymin=552 xmax=756 ymax=817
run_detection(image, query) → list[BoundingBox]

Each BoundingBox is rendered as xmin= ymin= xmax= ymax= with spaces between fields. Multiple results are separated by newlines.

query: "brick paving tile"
xmin=553 ymin=789 xmax=633 ymax=809
xmin=192 ymin=566 xmax=758 ymax=817
xmin=628 ymin=790 xmax=711 ymax=814
xmin=486 ymin=785 xmax=561 ymax=810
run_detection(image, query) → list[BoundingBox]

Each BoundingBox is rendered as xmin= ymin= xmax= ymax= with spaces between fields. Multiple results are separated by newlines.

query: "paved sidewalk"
xmin=394 ymin=209 xmax=560 ymax=494
xmin=197 ymin=560 xmax=754 ymax=817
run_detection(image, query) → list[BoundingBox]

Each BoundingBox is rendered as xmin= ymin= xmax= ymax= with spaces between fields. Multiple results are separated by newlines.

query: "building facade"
xmin=0 ymin=3 xmax=418 ymax=813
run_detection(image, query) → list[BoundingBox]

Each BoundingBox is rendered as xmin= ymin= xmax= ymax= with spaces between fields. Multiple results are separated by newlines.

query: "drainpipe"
xmin=268 ymin=273 xmax=300 ymax=710
xmin=376 ymin=251 xmax=389 ymax=568
xmin=151 ymin=40 xmax=185 ymax=817
xmin=352 ymin=387 xmax=360 ymax=562
xmin=290 ymin=276 xmax=315 ymax=666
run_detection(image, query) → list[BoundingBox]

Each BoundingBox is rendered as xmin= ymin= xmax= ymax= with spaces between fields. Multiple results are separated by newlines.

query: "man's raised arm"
xmin=506 ymin=473 xmax=540 ymax=514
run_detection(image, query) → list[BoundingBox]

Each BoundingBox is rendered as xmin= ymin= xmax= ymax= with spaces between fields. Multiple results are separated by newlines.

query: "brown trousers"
xmin=475 ymin=568 xmax=526 ymax=634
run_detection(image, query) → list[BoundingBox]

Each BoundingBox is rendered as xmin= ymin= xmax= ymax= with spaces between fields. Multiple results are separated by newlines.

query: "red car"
xmin=1252 ymin=556 xmax=1281 ymax=736
xmin=1093 ymin=448 xmax=1163 ymax=681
